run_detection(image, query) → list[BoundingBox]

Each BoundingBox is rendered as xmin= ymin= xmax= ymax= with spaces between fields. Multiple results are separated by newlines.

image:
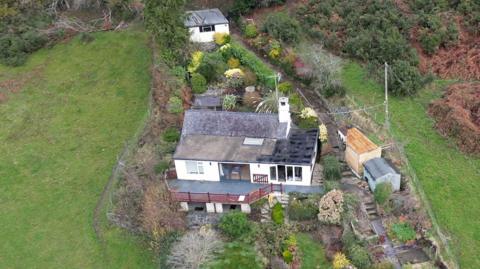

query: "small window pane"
xmin=186 ymin=161 xmax=198 ymax=174
xmin=294 ymin=167 xmax=302 ymax=181
xmin=287 ymin=166 xmax=293 ymax=181
xmin=197 ymin=162 xmax=204 ymax=174
xmin=270 ymin=166 xmax=277 ymax=181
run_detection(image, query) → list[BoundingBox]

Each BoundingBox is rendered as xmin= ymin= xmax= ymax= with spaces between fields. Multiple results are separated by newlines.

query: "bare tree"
xmin=167 ymin=226 xmax=223 ymax=269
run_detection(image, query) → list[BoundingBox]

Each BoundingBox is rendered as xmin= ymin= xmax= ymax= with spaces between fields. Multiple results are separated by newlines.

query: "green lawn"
xmin=0 ymin=30 xmax=156 ymax=268
xmin=297 ymin=233 xmax=331 ymax=269
xmin=341 ymin=62 xmax=480 ymax=268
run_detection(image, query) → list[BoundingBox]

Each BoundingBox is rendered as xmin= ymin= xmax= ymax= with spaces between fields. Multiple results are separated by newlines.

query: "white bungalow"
xmin=185 ymin=8 xmax=229 ymax=43
xmin=169 ymin=98 xmax=321 ymax=213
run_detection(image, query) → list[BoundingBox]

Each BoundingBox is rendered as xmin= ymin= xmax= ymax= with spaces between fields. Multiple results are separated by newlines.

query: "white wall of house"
xmin=174 ymin=160 xmax=220 ymax=181
xmin=189 ymin=24 xmax=229 ymax=42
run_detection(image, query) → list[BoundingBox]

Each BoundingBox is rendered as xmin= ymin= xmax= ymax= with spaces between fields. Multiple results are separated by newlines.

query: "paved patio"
xmin=167 ymin=179 xmax=323 ymax=195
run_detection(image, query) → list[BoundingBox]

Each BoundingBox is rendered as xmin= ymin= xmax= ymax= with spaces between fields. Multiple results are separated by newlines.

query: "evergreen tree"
xmin=144 ymin=0 xmax=189 ymax=65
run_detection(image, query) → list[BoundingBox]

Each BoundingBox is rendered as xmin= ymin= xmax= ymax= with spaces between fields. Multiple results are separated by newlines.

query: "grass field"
xmin=341 ymin=62 xmax=480 ymax=268
xmin=0 ymin=30 xmax=156 ymax=268
xmin=297 ymin=233 xmax=331 ymax=269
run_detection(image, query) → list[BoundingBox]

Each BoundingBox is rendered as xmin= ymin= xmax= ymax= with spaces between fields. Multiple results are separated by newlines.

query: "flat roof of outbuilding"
xmin=346 ymin=127 xmax=379 ymax=154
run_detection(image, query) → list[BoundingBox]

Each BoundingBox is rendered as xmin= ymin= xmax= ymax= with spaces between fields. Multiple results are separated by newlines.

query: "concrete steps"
xmin=364 ymin=200 xmax=379 ymax=220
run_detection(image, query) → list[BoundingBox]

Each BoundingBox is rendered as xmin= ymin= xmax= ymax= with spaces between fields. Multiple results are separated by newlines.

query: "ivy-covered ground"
xmin=0 ymin=29 xmax=155 ymax=268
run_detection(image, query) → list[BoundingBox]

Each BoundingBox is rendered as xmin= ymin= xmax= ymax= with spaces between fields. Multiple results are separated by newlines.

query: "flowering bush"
xmin=187 ymin=51 xmax=203 ymax=73
xmin=319 ymin=124 xmax=328 ymax=143
xmin=224 ymin=68 xmax=245 ymax=79
xmin=214 ymin=32 xmax=230 ymax=45
xmin=268 ymin=40 xmax=282 ymax=60
xmin=318 ymin=189 xmax=344 ymax=225
xmin=333 ymin=253 xmax=351 ymax=269
xmin=227 ymin=57 xmax=241 ymax=68
xmin=300 ymin=107 xmax=318 ymax=119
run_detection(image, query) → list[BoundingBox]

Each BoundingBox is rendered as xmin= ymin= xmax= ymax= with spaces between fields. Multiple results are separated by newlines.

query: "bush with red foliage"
xmin=428 ymin=82 xmax=480 ymax=155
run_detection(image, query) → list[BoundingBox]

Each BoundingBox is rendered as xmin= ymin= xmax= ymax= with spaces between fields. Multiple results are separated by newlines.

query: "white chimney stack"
xmin=278 ymin=97 xmax=291 ymax=136
xmin=278 ymin=97 xmax=290 ymax=123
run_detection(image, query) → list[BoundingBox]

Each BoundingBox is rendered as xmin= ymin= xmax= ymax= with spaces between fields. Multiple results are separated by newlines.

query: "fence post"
xmin=188 ymin=192 xmax=191 ymax=202
xmin=207 ymin=192 xmax=210 ymax=203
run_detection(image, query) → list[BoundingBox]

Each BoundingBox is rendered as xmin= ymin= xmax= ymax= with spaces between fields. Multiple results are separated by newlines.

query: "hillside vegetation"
xmin=0 ymin=29 xmax=155 ymax=268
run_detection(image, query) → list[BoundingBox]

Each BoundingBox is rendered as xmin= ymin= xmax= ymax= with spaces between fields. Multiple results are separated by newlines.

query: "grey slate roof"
xmin=192 ymin=95 xmax=222 ymax=108
xmin=185 ymin=8 xmax=228 ymax=27
xmin=363 ymin=158 xmax=399 ymax=179
xmin=182 ymin=110 xmax=288 ymax=139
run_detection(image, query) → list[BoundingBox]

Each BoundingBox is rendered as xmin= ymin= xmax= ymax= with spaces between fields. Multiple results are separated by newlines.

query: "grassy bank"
xmin=297 ymin=233 xmax=331 ymax=269
xmin=0 ymin=30 xmax=155 ymax=268
xmin=341 ymin=62 xmax=480 ymax=268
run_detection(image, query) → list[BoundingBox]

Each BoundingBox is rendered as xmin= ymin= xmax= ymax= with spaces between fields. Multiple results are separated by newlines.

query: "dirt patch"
xmin=0 ymin=65 xmax=44 ymax=104
xmin=428 ymin=82 xmax=480 ymax=155
xmin=412 ymin=17 xmax=480 ymax=80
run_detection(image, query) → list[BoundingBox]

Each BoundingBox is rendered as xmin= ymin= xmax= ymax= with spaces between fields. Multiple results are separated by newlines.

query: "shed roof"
xmin=182 ymin=109 xmax=288 ymax=139
xmin=185 ymin=8 xmax=228 ymax=27
xmin=346 ymin=127 xmax=379 ymax=154
xmin=193 ymin=95 xmax=222 ymax=108
xmin=363 ymin=158 xmax=399 ymax=179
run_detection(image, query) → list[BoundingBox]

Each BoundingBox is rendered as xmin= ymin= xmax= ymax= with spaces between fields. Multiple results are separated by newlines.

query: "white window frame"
xmin=186 ymin=161 xmax=204 ymax=174
xmin=200 ymin=25 xmax=215 ymax=32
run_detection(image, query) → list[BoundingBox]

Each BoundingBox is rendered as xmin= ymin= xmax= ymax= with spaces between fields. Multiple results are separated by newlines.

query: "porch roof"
xmin=167 ymin=179 xmax=324 ymax=195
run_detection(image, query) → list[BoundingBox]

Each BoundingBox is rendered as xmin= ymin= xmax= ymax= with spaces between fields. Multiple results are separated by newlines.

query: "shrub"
xmin=388 ymin=60 xmax=424 ymax=97
xmin=218 ymin=211 xmax=252 ymax=239
xmin=300 ymin=107 xmax=317 ymax=119
xmin=288 ymin=198 xmax=318 ymax=221
xmin=244 ymin=23 xmax=259 ymax=38
xmin=214 ymin=32 xmax=230 ymax=45
xmin=197 ymin=52 xmax=227 ymax=82
xmin=347 ymin=243 xmax=372 ymax=269
xmin=318 ymin=189 xmax=344 ymax=225
xmin=333 ymin=252 xmax=351 ymax=269
xmin=324 ymin=180 xmax=341 ymax=193
xmin=282 ymin=250 xmax=293 ymax=264
xmin=319 ymin=124 xmax=328 ymax=143
xmin=242 ymin=68 xmax=257 ymax=86
xmin=227 ymin=57 xmax=241 ymax=68
xmin=323 ymin=80 xmax=346 ymax=98
xmin=297 ymin=116 xmax=318 ymax=129
xmin=243 ymin=90 xmax=262 ymax=108
xmin=229 ymin=41 xmax=275 ymax=88
xmin=323 ymin=155 xmax=341 ymax=181
xmin=374 ymin=261 xmax=395 ymax=269
xmin=419 ymin=29 xmax=442 ymax=55
xmin=154 ymin=161 xmax=170 ymax=174
xmin=278 ymin=82 xmax=293 ymax=94
xmin=272 ymin=202 xmax=284 ymax=225
xmin=167 ymin=227 xmax=223 ymax=269
xmin=262 ymin=12 xmax=300 ymax=43
xmin=222 ymin=94 xmax=237 ymax=110
xmin=288 ymin=93 xmax=304 ymax=112
xmin=167 ymin=96 xmax=183 ymax=114
xmin=374 ymin=182 xmax=392 ymax=206
xmin=190 ymin=73 xmax=207 ymax=94
xmin=390 ymin=222 xmax=416 ymax=243
xmin=187 ymin=51 xmax=203 ymax=73
xmin=162 ymin=127 xmax=180 ymax=142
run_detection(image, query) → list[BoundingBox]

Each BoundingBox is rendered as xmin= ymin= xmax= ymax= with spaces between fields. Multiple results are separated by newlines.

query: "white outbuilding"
xmin=185 ymin=8 xmax=229 ymax=43
xmin=363 ymin=157 xmax=401 ymax=192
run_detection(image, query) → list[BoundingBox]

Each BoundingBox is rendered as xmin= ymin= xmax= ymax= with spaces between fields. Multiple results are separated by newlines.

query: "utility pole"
xmin=384 ymin=62 xmax=390 ymax=130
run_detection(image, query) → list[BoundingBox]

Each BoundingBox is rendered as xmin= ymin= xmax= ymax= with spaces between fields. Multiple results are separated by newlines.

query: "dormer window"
xmin=243 ymin=137 xmax=264 ymax=146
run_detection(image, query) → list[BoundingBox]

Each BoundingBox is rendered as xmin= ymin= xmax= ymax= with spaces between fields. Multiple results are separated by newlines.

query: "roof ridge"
xmin=186 ymin=109 xmax=278 ymax=117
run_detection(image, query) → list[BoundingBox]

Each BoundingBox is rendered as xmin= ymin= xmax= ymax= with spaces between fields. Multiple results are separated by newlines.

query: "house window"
xmin=270 ymin=166 xmax=277 ymax=181
xmin=294 ymin=167 xmax=302 ymax=181
xmin=200 ymin=25 xmax=215 ymax=32
xmin=287 ymin=166 xmax=293 ymax=181
xmin=186 ymin=161 xmax=204 ymax=174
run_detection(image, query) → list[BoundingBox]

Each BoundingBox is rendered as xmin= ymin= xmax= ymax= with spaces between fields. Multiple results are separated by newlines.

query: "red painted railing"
xmin=252 ymin=174 xmax=268 ymax=183
xmin=170 ymin=183 xmax=283 ymax=204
